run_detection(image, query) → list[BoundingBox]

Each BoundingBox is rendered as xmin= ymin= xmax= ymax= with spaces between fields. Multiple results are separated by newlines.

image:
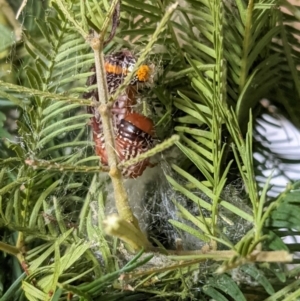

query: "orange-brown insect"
xmin=84 ymin=50 xmax=155 ymax=178
xmin=116 ymin=113 xmax=155 ymax=178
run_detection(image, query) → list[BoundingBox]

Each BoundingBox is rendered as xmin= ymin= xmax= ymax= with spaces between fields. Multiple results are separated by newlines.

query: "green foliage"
xmin=0 ymin=0 xmax=300 ymax=300
xmin=0 ymin=112 xmax=10 ymax=139
xmin=265 ymin=180 xmax=300 ymax=252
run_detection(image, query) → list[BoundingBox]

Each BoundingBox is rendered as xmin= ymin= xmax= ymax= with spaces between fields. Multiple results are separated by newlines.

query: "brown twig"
xmin=89 ymin=30 xmax=148 ymax=247
xmin=103 ymin=0 xmax=120 ymax=46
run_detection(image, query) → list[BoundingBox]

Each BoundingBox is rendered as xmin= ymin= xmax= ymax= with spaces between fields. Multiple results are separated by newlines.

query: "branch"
xmin=89 ymin=32 xmax=140 ymax=225
xmin=118 ymin=135 xmax=180 ymax=169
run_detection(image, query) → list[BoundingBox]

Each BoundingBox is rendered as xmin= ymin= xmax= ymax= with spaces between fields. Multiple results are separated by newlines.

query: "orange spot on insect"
xmin=104 ymin=62 xmax=123 ymax=75
xmin=136 ymin=65 xmax=150 ymax=82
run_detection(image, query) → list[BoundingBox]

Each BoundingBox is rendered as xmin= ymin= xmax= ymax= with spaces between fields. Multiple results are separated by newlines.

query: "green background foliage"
xmin=1 ymin=0 xmax=300 ymax=300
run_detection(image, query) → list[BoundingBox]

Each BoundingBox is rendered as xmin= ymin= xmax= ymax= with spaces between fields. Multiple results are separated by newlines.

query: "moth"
xmin=84 ymin=50 xmax=155 ymax=178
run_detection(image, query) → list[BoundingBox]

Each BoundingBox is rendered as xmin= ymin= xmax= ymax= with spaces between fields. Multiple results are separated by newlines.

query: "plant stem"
xmin=118 ymin=135 xmax=180 ymax=168
xmin=89 ymin=33 xmax=145 ymax=240
xmin=104 ymin=215 xmax=152 ymax=250
xmin=87 ymin=2 xmax=178 ymax=249
xmin=99 ymin=0 xmax=120 ymax=44
xmin=239 ymin=0 xmax=254 ymax=91
xmin=55 ymin=0 xmax=87 ymax=38
xmin=0 ymin=80 xmax=90 ymax=106
xmin=0 ymin=241 xmax=19 ymax=256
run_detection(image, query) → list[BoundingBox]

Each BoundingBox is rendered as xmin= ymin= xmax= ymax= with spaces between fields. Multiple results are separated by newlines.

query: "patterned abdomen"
xmin=116 ymin=113 xmax=155 ymax=178
xmin=87 ymin=86 xmax=136 ymax=166
xmin=87 ymin=106 xmax=108 ymax=165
